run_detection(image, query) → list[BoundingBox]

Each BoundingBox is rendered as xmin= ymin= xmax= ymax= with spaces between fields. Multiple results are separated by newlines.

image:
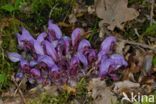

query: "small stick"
xmin=12 ymin=76 xmax=26 ymax=104
xmin=150 ymin=0 xmax=154 ymax=25
xmin=117 ymin=38 xmax=156 ymax=52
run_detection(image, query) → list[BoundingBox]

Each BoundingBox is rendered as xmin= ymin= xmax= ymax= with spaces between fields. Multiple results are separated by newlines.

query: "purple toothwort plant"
xmin=8 ymin=20 xmax=128 ymax=86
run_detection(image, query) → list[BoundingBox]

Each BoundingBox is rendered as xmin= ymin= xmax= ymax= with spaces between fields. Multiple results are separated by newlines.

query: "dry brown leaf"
xmin=95 ymin=0 xmax=139 ymax=30
xmin=63 ymin=84 xmax=76 ymax=95
xmin=114 ymin=80 xmax=140 ymax=94
xmin=116 ymin=40 xmax=126 ymax=54
xmin=68 ymin=14 xmax=77 ymax=24
xmin=88 ymin=78 xmax=117 ymax=104
xmin=144 ymin=54 xmax=153 ymax=73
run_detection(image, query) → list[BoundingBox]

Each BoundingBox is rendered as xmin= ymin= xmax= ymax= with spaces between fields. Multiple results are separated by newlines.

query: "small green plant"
xmin=144 ymin=24 xmax=156 ymax=36
xmin=1 ymin=0 xmax=23 ymax=13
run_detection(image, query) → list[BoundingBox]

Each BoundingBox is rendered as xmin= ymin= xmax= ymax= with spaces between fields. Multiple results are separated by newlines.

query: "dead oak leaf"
xmin=88 ymin=78 xmax=117 ymax=104
xmin=95 ymin=0 xmax=139 ymax=30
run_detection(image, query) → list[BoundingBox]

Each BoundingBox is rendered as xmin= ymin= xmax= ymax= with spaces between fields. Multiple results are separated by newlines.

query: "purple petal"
xmin=110 ymin=54 xmax=128 ymax=69
xmin=38 ymin=55 xmax=55 ymax=67
xmin=44 ymin=41 xmax=58 ymax=61
xmin=16 ymin=33 xmax=24 ymax=48
xmin=8 ymin=52 xmax=22 ymax=62
xmin=78 ymin=39 xmax=91 ymax=52
xmin=37 ymin=32 xmax=47 ymax=44
xmin=101 ymin=36 xmax=116 ymax=53
xmin=30 ymin=60 xmax=38 ymax=67
xmin=63 ymin=36 xmax=71 ymax=53
xmin=30 ymin=68 xmax=41 ymax=77
xmin=20 ymin=59 xmax=30 ymax=73
xmin=76 ymin=52 xmax=88 ymax=68
xmin=48 ymin=20 xmax=62 ymax=40
xmin=50 ymin=64 xmax=59 ymax=72
xmin=99 ymin=59 xmax=114 ymax=77
xmin=70 ymin=56 xmax=80 ymax=75
xmin=71 ymin=28 xmax=83 ymax=47
xmin=15 ymin=72 xmax=24 ymax=81
xmin=20 ymin=27 xmax=34 ymax=42
xmin=87 ymin=49 xmax=97 ymax=63
xmin=70 ymin=55 xmax=80 ymax=66
xmin=97 ymin=51 xmax=108 ymax=64
xmin=34 ymin=40 xmax=44 ymax=55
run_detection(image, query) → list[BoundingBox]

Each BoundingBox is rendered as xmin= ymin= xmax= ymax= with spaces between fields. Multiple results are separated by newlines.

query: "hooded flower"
xmin=48 ymin=20 xmax=62 ymax=40
xmin=70 ymin=55 xmax=80 ymax=75
xmin=20 ymin=59 xmax=30 ymax=73
xmin=38 ymin=55 xmax=55 ymax=67
xmin=8 ymin=52 xmax=22 ymax=62
xmin=37 ymin=32 xmax=47 ymax=44
xmin=78 ymin=39 xmax=91 ymax=53
xmin=30 ymin=68 xmax=41 ymax=78
xmin=71 ymin=28 xmax=83 ymax=47
xmin=76 ymin=52 xmax=88 ymax=68
xmin=34 ymin=40 xmax=44 ymax=55
xmin=17 ymin=27 xmax=34 ymax=50
xmin=100 ymin=36 xmax=116 ymax=53
xmin=99 ymin=54 xmax=127 ymax=78
xmin=110 ymin=54 xmax=128 ymax=70
xmin=43 ymin=41 xmax=58 ymax=62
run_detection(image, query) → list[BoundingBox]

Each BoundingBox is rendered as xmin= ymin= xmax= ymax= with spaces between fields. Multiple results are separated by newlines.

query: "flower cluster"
xmin=8 ymin=20 xmax=128 ymax=85
xmin=97 ymin=36 xmax=128 ymax=80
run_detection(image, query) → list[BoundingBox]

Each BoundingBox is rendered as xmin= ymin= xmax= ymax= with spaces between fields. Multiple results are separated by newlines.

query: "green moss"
xmin=144 ymin=24 xmax=156 ymax=36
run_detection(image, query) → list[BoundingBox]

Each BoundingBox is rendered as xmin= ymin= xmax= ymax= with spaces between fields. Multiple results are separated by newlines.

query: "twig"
xmin=150 ymin=0 xmax=154 ymax=25
xmin=12 ymin=75 xmax=26 ymax=104
xmin=49 ymin=3 xmax=58 ymax=19
xmin=118 ymin=38 xmax=156 ymax=52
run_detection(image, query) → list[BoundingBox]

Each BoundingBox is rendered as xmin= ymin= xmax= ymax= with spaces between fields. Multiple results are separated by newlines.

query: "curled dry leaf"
xmin=144 ymin=54 xmax=153 ymax=74
xmin=113 ymin=80 xmax=140 ymax=94
xmin=88 ymin=78 xmax=117 ymax=104
xmin=95 ymin=0 xmax=139 ymax=30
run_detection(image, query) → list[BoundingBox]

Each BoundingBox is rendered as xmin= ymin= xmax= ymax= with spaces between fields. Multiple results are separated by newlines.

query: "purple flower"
xmin=15 ymin=72 xmax=24 ymax=81
xmin=78 ymin=39 xmax=91 ymax=53
xmin=99 ymin=54 xmax=128 ymax=78
xmin=110 ymin=54 xmax=128 ymax=70
xmin=8 ymin=52 xmax=22 ymax=62
xmin=71 ymin=28 xmax=83 ymax=47
xmin=48 ymin=20 xmax=62 ymax=40
xmin=37 ymin=32 xmax=47 ymax=44
xmin=34 ymin=40 xmax=44 ymax=55
xmin=30 ymin=68 xmax=41 ymax=78
xmin=70 ymin=55 xmax=80 ymax=75
xmin=50 ymin=64 xmax=59 ymax=72
xmin=44 ymin=41 xmax=58 ymax=61
xmin=49 ymin=64 xmax=60 ymax=79
xmin=99 ymin=58 xmax=114 ymax=77
xmin=20 ymin=59 xmax=30 ymax=73
xmin=97 ymin=51 xmax=108 ymax=64
xmin=76 ymin=52 xmax=88 ymax=68
xmin=38 ymin=55 xmax=55 ymax=67
xmin=62 ymin=36 xmax=71 ymax=53
xmin=87 ymin=49 xmax=97 ymax=64
xmin=30 ymin=60 xmax=38 ymax=67
xmin=101 ymin=36 xmax=116 ymax=53
xmin=20 ymin=27 xmax=34 ymax=42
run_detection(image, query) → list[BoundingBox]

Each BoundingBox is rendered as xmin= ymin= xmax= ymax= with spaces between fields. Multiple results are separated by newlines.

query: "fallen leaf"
xmin=63 ymin=84 xmax=76 ymax=95
xmin=114 ymin=80 xmax=140 ymax=94
xmin=68 ymin=14 xmax=77 ymax=24
xmin=88 ymin=78 xmax=117 ymax=104
xmin=116 ymin=40 xmax=126 ymax=54
xmin=95 ymin=0 xmax=139 ymax=30
xmin=144 ymin=54 xmax=153 ymax=74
